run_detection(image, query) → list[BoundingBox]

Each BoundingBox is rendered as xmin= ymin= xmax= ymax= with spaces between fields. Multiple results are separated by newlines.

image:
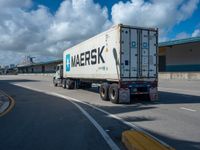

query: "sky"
xmin=0 ymin=0 xmax=200 ymax=66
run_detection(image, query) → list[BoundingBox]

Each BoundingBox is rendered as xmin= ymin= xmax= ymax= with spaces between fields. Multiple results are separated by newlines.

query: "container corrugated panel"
xmin=63 ymin=24 xmax=158 ymax=82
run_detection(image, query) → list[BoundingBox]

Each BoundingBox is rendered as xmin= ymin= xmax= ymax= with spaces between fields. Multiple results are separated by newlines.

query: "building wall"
xmin=161 ymin=42 xmax=200 ymax=72
xmin=166 ymin=42 xmax=200 ymax=65
xmin=18 ymin=67 xmax=29 ymax=73
xmin=32 ymin=66 xmax=42 ymax=73
xmin=18 ymin=61 xmax=61 ymax=74
xmin=158 ymin=47 xmax=167 ymax=72
xmin=44 ymin=64 xmax=57 ymax=73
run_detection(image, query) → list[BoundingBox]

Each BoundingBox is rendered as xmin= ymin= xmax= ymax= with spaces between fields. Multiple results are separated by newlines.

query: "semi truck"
xmin=53 ymin=24 xmax=158 ymax=104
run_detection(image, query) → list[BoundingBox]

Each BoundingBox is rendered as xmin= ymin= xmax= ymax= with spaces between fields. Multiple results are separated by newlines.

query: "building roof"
xmin=33 ymin=59 xmax=62 ymax=66
xmin=159 ymin=36 xmax=200 ymax=47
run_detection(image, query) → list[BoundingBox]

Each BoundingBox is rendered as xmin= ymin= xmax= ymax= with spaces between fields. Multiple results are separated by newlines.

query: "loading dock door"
xmin=159 ymin=55 xmax=166 ymax=72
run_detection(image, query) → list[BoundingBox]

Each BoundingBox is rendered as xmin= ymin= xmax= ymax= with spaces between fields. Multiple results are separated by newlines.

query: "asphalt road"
xmin=0 ymin=75 xmax=200 ymax=150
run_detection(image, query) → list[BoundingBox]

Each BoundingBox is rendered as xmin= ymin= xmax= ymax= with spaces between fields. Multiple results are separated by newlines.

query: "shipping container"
xmin=53 ymin=24 xmax=158 ymax=103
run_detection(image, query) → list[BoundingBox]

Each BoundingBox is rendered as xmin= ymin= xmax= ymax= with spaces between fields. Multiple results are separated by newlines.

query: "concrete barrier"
xmin=18 ymin=72 xmax=200 ymax=80
xmin=159 ymin=72 xmax=200 ymax=80
xmin=158 ymin=73 xmax=171 ymax=80
xmin=188 ymin=72 xmax=200 ymax=80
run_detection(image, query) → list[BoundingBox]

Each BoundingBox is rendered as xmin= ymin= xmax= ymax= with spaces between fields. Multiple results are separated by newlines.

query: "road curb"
xmin=122 ymin=130 xmax=175 ymax=150
xmin=0 ymin=90 xmax=15 ymax=117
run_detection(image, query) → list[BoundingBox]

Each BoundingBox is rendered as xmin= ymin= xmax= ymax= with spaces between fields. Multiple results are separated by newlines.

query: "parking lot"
xmin=0 ymin=75 xmax=200 ymax=150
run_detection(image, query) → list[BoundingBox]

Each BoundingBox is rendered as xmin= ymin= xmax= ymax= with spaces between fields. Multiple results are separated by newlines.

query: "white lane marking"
xmin=13 ymin=83 xmax=172 ymax=149
xmin=13 ymin=84 xmax=120 ymax=150
xmin=69 ymin=100 xmax=120 ymax=150
xmin=180 ymin=107 xmax=197 ymax=112
xmin=0 ymin=102 xmax=9 ymax=113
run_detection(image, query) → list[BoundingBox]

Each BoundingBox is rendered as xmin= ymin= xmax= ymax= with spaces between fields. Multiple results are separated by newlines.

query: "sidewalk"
xmin=0 ymin=92 xmax=10 ymax=114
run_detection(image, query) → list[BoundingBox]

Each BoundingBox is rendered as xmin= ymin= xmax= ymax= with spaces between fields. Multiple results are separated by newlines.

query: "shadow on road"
xmin=85 ymin=86 xmax=200 ymax=105
xmin=158 ymin=91 xmax=200 ymax=104
xmin=0 ymin=81 xmax=113 ymax=150
xmin=145 ymin=128 xmax=200 ymax=150
xmin=0 ymin=79 xmax=40 ymax=83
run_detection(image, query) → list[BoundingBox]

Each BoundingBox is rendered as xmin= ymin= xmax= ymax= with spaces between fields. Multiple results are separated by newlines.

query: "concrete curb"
xmin=17 ymin=72 xmax=200 ymax=80
xmin=122 ymin=130 xmax=175 ymax=150
xmin=0 ymin=90 xmax=15 ymax=117
xmin=159 ymin=72 xmax=200 ymax=80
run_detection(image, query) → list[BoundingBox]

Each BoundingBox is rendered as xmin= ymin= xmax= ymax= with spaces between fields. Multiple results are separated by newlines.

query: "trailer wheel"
xmin=99 ymin=83 xmax=109 ymax=101
xmin=62 ymin=79 xmax=66 ymax=89
xmin=109 ymin=84 xmax=119 ymax=104
xmin=70 ymin=80 xmax=75 ymax=89
xmin=66 ymin=79 xmax=75 ymax=89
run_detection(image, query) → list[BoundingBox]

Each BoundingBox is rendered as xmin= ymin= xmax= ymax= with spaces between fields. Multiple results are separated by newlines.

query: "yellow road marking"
xmin=0 ymin=90 xmax=15 ymax=117
xmin=122 ymin=130 xmax=175 ymax=150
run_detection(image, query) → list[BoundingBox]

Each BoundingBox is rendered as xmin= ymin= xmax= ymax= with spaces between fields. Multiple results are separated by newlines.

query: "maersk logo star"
xmin=66 ymin=54 xmax=70 ymax=72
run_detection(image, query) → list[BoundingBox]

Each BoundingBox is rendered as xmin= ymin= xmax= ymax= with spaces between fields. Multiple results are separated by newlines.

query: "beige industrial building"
xmin=17 ymin=59 xmax=62 ymax=74
xmin=159 ymin=37 xmax=200 ymax=72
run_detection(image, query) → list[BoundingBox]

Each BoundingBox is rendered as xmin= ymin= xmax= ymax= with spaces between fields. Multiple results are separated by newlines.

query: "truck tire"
xmin=62 ymin=79 xmax=66 ymax=89
xmin=109 ymin=83 xmax=119 ymax=104
xmin=99 ymin=83 xmax=109 ymax=101
xmin=53 ymin=78 xmax=57 ymax=87
xmin=66 ymin=79 xmax=75 ymax=89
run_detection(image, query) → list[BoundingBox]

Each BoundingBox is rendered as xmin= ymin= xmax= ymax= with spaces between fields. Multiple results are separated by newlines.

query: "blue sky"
xmin=34 ymin=0 xmax=128 ymax=14
xmin=0 ymin=0 xmax=200 ymax=65
xmin=33 ymin=0 xmax=63 ymax=13
xmin=168 ymin=5 xmax=200 ymax=39
xmin=33 ymin=0 xmax=200 ymax=40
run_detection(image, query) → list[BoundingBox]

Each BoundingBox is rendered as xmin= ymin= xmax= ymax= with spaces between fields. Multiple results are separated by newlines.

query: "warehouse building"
xmin=17 ymin=59 xmax=62 ymax=74
xmin=159 ymin=37 xmax=200 ymax=72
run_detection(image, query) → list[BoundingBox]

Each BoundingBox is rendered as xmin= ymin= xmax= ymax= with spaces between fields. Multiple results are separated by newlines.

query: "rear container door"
xmin=120 ymin=28 xmax=130 ymax=78
xmin=130 ymin=29 xmax=138 ymax=78
xmin=141 ymin=30 xmax=149 ymax=77
xmin=120 ymin=26 xmax=158 ymax=79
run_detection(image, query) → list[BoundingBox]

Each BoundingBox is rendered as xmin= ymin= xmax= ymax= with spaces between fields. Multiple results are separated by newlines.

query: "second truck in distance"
xmin=53 ymin=24 xmax=158 ymax=104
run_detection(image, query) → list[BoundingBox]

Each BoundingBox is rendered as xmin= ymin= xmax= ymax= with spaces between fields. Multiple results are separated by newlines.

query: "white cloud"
xmin=0 ymin=0 xmax=199 ymax=65
xmin=175 ymin=32 xmax=190 ymax=39
xmin=192 ymin=29 xmax=200 ymax=37
xmin=47 ymin=0 xmax=111 ymax=44
xmin=174 ymin=28 xmax=200 ymax=40
xmin=0 ymin=0 xmax=111 ymax=65
xmin=0 ymin=51 xmax=25 ymax=67
xmin=111 ymin=0 xmax=199 ymax=38
xmin=0 ymin=0 xmax=32 ymax=9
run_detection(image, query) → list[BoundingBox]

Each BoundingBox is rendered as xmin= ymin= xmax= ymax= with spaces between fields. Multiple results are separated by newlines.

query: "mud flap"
xmin=149 ymin=87 xmax=158 ymax=101
xmin=119 ymin=88 xmax=130 ymax=103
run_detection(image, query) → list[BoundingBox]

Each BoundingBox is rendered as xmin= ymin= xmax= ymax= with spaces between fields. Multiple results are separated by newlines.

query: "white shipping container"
xmin=63 ymin=24 xmax=158 ymax=82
